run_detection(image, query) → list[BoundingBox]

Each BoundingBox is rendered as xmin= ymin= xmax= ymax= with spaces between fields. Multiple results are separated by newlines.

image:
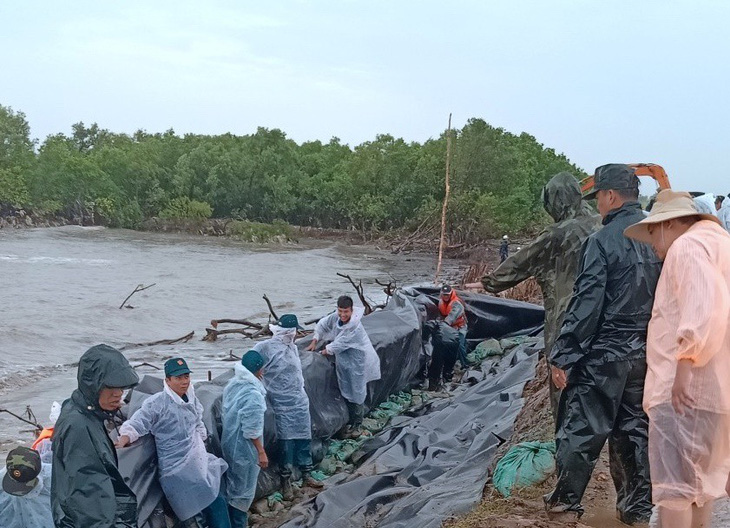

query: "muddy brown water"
xmin=0 ymin=226 xmax=457 ymax=455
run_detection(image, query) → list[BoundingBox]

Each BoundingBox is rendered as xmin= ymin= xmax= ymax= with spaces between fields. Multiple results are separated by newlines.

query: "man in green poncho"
xmin=466 ymin=172 xmax=600 ymax=418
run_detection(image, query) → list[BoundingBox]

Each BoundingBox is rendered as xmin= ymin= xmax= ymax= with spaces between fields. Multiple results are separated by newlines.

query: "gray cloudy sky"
xmin=1 ymin=1 xmax=728 ymax=193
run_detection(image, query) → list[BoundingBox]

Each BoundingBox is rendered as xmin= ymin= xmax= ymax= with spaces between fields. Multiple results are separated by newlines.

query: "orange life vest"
xmin=31 ymin=427 xmax=54 ymax=450
xmin=438 ymin=291 xmax=467 ymax=329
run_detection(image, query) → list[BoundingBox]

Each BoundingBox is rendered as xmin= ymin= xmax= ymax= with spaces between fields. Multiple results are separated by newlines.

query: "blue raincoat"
xmin=221 ymin=363 xmax=267 ymax=512
xmin=0 ymin=463 xmax=54 ymax=528
xmin=253 ymin=325 xmax=312 ymax=440
xmin=119 ymin=382 xmax=228 ymax=521
xmin=314 ymin=307 xmax=381 ymax=405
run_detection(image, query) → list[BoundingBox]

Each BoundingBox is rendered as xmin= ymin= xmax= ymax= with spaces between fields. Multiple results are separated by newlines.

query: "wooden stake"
xmin=435 ymin=114 xmax=453 ymax=284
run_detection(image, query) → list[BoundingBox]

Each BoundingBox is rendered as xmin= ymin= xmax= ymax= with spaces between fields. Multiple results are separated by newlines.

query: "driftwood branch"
xmin=0 ymin=407 xmax=43 ymax=431
xmin=210 ymin=319 xmax=264 ymax=330
xmin=262 ymin=294 xmax=279 ymax=321
xmin=392 ymin=216 xmax=431 ymax=254
xmin=203 ymin=328 xmax=255 ymax=342
xmin=133 ymin=362 xmax=161 ymax=370
xmin=119 ymin=283 xmax=157 ymax=309
xmin=337 ymin=273 xmax=373 ymax=315
xmin=120 ymin=331 xmax=194 ymax=350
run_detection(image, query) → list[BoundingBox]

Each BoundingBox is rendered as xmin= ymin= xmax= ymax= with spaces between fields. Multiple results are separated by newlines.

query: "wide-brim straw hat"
xmin=624 ymin=189 xmax=722 ymax=244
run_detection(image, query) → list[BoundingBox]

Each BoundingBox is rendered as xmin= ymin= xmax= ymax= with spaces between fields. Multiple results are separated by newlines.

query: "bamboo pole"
xmin=435 ymin=114 xmax=453 ymax=284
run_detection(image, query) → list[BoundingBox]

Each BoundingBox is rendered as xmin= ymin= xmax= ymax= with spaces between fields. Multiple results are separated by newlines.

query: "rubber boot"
xmin=281 ymin=476 xmax=294 ymax=501
xmin=427 ymin=378 xmax=441 ymax=392
xmin=228 ymin=506 xmax=248 ymax=528
xmin=302 ymin=472 xmax=324 ymax=489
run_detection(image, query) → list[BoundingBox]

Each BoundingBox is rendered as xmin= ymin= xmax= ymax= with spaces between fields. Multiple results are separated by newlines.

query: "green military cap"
xmin=3 ymin=447 xmax=41 ymax=496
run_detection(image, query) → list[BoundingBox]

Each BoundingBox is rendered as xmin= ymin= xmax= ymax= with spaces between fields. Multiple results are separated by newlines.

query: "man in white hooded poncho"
xmin=252 ymin=314 xmax=323 ymax=500
xmin=307 ymin=295 xmax=381 ymax=438
xmin=116 ymin=357 xmax=230 ymax=528
xmin=221 ymin=350 xmax=268 ymax=528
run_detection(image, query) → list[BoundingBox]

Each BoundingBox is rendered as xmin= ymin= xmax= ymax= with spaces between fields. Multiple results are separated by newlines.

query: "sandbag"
xmin=493 ymin=441 xmax=556 ymax=497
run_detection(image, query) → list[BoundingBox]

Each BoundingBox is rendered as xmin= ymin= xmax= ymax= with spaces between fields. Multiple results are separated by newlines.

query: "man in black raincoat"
xmin=471 ymin=172 xmax=600 ymax=418
xmin=544 ymin=164 xmax=660 ymax=524
xmin=51 ymin=344 xmax=140 ymax=528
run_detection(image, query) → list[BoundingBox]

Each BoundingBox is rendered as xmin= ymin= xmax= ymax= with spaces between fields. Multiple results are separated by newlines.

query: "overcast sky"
xmin=1 ymin=1 xmax=728 ymax=193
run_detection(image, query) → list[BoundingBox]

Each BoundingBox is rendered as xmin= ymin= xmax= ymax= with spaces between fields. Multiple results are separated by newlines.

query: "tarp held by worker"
xmin=118 ymin=289 xmax=544 ymax=527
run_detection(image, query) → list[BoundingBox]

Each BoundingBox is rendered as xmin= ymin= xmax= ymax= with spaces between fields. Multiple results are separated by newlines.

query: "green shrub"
xmin=227 ymin=219 xmax=292 ymax=243
xmin=159 ymin=197 xmax=213 ymax=220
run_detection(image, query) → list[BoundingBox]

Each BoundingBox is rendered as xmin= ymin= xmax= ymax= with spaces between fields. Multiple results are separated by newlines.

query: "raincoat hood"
xmin=270 ymin=324 xmax=298 ymax=345
xmin=77 ymin=344 xmax=139 ymax=409
xmin=233 ymin=362 xmax=267 ymax=395
xmin=541 ymin=172 xmax=583 ymax=223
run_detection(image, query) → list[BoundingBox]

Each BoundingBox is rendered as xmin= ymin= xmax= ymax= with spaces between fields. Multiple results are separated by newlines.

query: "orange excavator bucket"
xmin=580 ymin=163 xmax=671 ymax=195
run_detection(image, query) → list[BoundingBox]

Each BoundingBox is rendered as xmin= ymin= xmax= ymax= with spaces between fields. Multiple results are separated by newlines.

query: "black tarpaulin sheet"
xmin=119 ymin=290 xmax=544 ymax=527
xmin=282 ymin=343 xmax=540 ymax=528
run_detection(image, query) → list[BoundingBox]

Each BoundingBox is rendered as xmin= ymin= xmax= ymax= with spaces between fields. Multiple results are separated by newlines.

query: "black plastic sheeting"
xmin=118 ymin=289 xmax=544 ymax=527
xmin=281 ymin=343 xmax=541 ymax=528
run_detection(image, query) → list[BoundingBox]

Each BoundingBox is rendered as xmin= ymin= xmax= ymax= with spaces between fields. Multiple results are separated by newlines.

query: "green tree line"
xmin=0 ymin=103 xmax=586 ymax=237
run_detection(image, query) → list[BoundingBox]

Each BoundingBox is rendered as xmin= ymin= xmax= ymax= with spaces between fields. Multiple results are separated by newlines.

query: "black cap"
xmin=3 ymin=447 xmax=41 ymax=496
xmin=584 ymin=164 xmax=639 ymax=200
xmin=440 ymin=284 xmax=452 ymax=295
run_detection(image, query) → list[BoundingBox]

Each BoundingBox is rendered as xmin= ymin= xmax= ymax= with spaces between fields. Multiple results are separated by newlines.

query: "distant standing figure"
xmin=499 ymin=235 xmax=510 ymax=262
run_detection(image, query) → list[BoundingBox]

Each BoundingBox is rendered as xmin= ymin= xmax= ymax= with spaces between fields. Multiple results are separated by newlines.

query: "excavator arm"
xmin=580 ymin=163 xmax=671 ymax=195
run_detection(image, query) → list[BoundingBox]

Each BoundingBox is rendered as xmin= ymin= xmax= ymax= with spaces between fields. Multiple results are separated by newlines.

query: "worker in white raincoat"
xmin=0 ymin=447 xmax=54 ymax=528
xmin=116 ymin=357 xmax=230 ymax=528
xmin=221 ymin=350 xmax=268 ymax=528
xmin=253 ymin=314 xmax=323 ymax=500
xmin=307 ymin=295 xmax=381 ymax=438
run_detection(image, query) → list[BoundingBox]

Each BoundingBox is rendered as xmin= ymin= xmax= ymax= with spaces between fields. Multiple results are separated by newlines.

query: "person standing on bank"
xmin=499 ymin=235 xmax=510 ymax=263
xmin=51 ymin=344 xmax=140 ymax=528
xmin=116 ymin=358 xmax=229 ymax=528
xmin=625 ymin=190 xmax=730 ymax=528
xmin=252 ymin=314 xmax=323 ymax=500
xmin=307 ymin=295 xmax=381 ymax=438
xmin=468 ymin=172 xmax=600 ymax=421
xmin=544 ymin=164 xmax=660 ymax=524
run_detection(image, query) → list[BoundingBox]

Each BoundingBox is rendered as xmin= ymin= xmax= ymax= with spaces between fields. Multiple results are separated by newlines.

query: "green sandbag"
xmin=466 ymin=338 xmax=504 ymax=364
xmin=493 ymin=441 xmax=556 ymax=497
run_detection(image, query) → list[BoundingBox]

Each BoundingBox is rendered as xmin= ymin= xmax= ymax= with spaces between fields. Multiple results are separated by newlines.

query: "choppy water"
xmin=0 ymin=226 xmax=448 ymax=452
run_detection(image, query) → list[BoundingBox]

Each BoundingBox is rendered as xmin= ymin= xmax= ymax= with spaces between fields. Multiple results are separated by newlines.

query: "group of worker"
xmin=466 ymin=164 xmax=730 ymax=528
xmin=4 ymin=164 xmax=729 ymax=528
xmin=0 ymin=295 xmax=382 ymax=528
